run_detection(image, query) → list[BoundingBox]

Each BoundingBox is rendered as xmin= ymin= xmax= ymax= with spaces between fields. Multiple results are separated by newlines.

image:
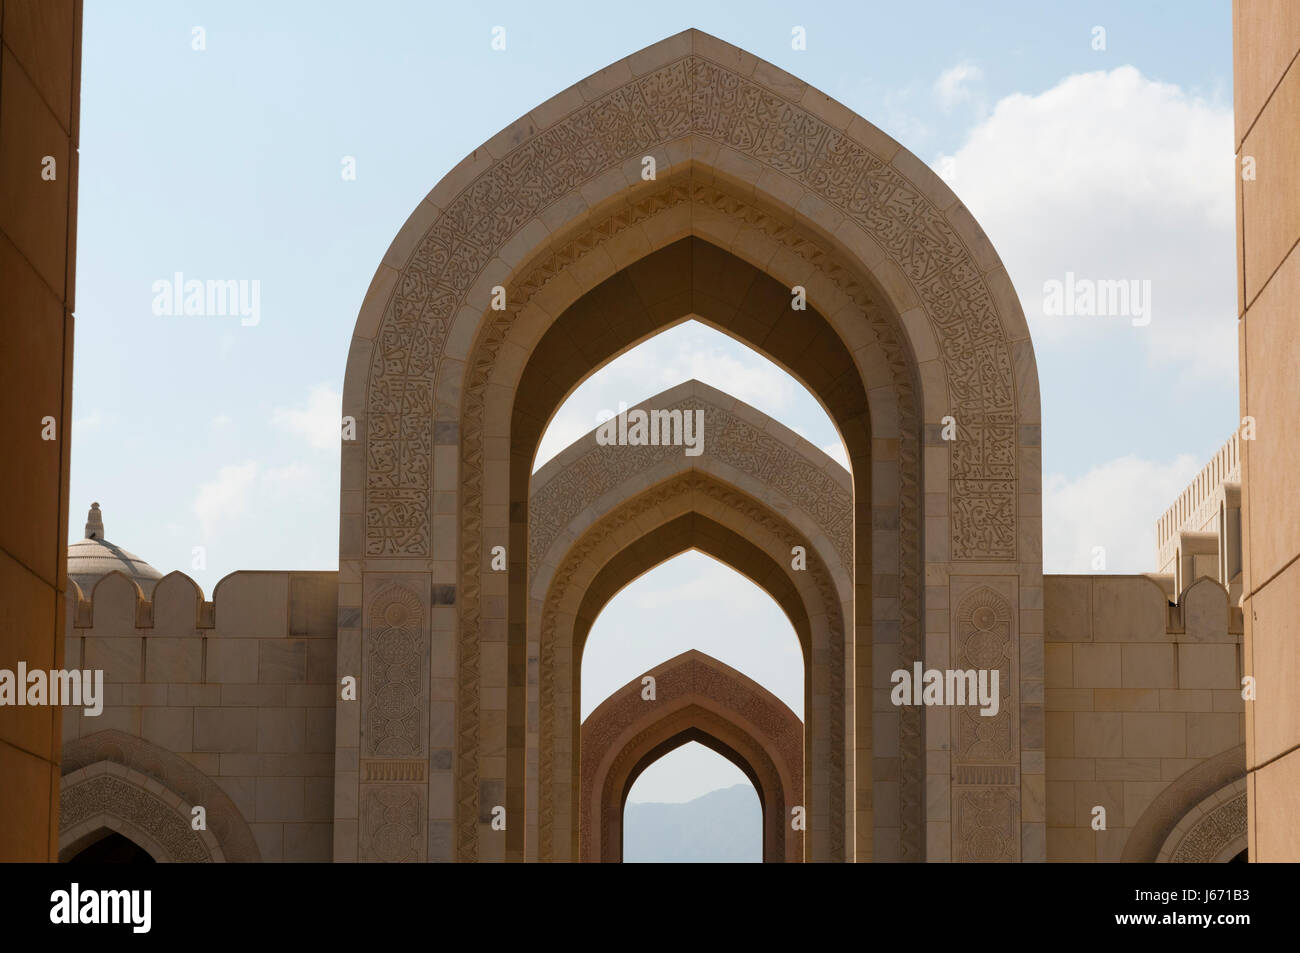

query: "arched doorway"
xmin=582 ymin=651 xmax=803 ymax=862
xmin=530 ymin=381 xmax=845 ymax=860
xmin=65 ymin=831 xmax=156 ymax=864
xmin=336 ymin=28 xmax=1041 ymax=863
xmin=622 ymin=743 xmax=763 ymax=863
xmin=61 ymin=730 xmax=261 ymax=863
xmin=58 ymin=761 xmax=223 ymax=863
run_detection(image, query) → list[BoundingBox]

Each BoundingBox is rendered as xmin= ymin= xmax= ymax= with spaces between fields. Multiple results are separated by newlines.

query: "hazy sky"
xmin=72 ymin=1 xmax=1236 ymax=802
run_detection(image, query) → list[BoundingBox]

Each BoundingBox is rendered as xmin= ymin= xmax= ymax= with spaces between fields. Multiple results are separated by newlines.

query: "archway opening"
xmin=581 ymin=548 xmax=800 ymax=862
xmin=534 ymin=318 xmax=849 ymax=474
xmin=346 ymin=28 xmax=1041 ymax=863
xmin=65 ymin=830 xmax=155 ymax=864
xmin=511 ymin=237 xmax=870 ymax=862
xmin=555 ymin=476 xmax=828 ymax=861
xmin=623 ymin=742 xmax=762 ymax=863
xmin=580 ymin=549 xmax=804 ymax=721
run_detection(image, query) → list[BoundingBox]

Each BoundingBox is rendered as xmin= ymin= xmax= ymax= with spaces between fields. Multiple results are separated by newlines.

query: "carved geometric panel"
xmin=359 ymin=784 xmax=426 ymax=863
xmin=955 ymin=789 xmax=1018 ymax=863
xmin=954 ymin=586 xmax=1014 ymax=762
xmin=363 ymin=580 xmax=429 ymax=758
xmin=950 ymin=579 xmax=1020 ymax=862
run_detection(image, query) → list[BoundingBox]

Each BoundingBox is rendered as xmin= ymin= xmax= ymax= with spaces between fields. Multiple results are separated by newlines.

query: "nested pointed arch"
xmin=338 ymin=28 xmax=1043 ymax=864
xmin=527 ymin=381 xmax=851 ymax=862
xmin=532 ymin=466 xmax=844 ymax=862
xmin=582 ymin=651 xmax=804 ymax=863
xmin=529 ymin=377 xmax=854 ymax=600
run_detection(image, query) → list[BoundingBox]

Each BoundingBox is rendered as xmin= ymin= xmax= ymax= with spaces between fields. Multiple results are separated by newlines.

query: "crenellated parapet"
xmin=61 ymin=570 xmax=340 ymax=862
xmin=1154 ymin=433 xmax=1243 ymax=603
xmin=68 ymin=570 xmax=336 ymax=640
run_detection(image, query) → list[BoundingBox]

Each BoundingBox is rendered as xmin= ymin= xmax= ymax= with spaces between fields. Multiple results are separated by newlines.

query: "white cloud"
xmin=263 ymin=463 xmax=314 ymax=492
xmin=73 ymin=410 xmax=104 ymax=440
xmin=271 ymin=383 xmax=341 ymax=451
xmin=936 ymin=66 xmax=1235 ymax=379
xmin=193 ymin=461 xmax=258 ymax=538
xmin=212 ymin=414 xmax=233 ymax=428
xmin=934 ymin=62 xmax=983 ymax=110
xmin=1043 ymin=453 xmax=1201 ymax=573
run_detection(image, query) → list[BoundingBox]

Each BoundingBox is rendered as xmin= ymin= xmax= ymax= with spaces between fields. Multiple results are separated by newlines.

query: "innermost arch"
xmin=623 ymin=742 xmax=761 ymax=863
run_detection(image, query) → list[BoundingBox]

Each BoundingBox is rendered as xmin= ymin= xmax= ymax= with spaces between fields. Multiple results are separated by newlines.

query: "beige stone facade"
xmin=1155 ymin=434 xmax=1242 ymax=604
xmin=1045 ymin=575 xmax=1244 ymax=861
xmin=61 ymin=571 xmax=337 ymax=861
xmin=58 ymin=373 xmax=1246 ymax=862
xmin=1234 ymin=0 xmax=1300 ymax=863
xmin=0 ymin=0 xmax=82 ymax=863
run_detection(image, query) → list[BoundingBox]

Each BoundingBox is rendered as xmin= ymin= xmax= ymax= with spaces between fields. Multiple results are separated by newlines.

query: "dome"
xmin=67 ymin=502 xmax=163 ymax=595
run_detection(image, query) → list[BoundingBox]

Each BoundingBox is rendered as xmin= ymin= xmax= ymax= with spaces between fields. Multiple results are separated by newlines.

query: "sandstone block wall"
xmin=0 ymin=0 xmax=82 ymax=863
xmin=1044 ymin=575 xmax=1244 ymax=861
xmin=63 ymin=570 xmax=338 ymax=861
xmin=1234 ymin=0 xmax=1300 ymax=862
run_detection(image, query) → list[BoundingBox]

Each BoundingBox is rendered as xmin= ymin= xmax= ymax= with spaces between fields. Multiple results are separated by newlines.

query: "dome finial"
xmin=85 ymin=502 xmax=104 ymax=540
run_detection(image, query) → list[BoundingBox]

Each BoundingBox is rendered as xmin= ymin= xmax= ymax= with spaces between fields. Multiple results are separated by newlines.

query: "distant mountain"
xmin=623 ymin=783 xmax=762 ymax=863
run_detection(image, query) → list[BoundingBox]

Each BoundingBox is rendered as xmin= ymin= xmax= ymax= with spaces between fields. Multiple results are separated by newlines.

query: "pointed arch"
xmin=536 ymin=469 xmax=841 ymax=860
xmin=1122 ymin=744 xmax=1247 ymax=863
xmin=526 ymin=380 xmax=848 ymax=860
xmin=61 ymin=730 xmax=260 ymax=863
xmin=582 ymin=651 xmax=803 ymax=862
xmin=337 ymin=28 xmax=1043 ymax=863
xmin=59 ymin=761 xmax=223 ymax=863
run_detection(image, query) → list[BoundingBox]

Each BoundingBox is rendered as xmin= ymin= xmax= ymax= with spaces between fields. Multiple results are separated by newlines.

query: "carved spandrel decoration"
xmin=62 ymin=729 xmax=260 ymax=862
xmin=61 ymin=774 xmax=214 ymax=863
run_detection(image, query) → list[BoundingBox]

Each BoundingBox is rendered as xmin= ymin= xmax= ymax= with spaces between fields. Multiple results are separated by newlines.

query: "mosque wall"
xmin=63 ymin=570 xmax=338 ymax=861
xmin=58 ymin=561 xmax=1249 ymax=863
xmin=0 ymin=0 xmax=83 ymax=863
xmin=1234 ymin=0 xmax=1300 ymax=862
xmin=1043 ymin=575 xmax=1245 ymax=861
